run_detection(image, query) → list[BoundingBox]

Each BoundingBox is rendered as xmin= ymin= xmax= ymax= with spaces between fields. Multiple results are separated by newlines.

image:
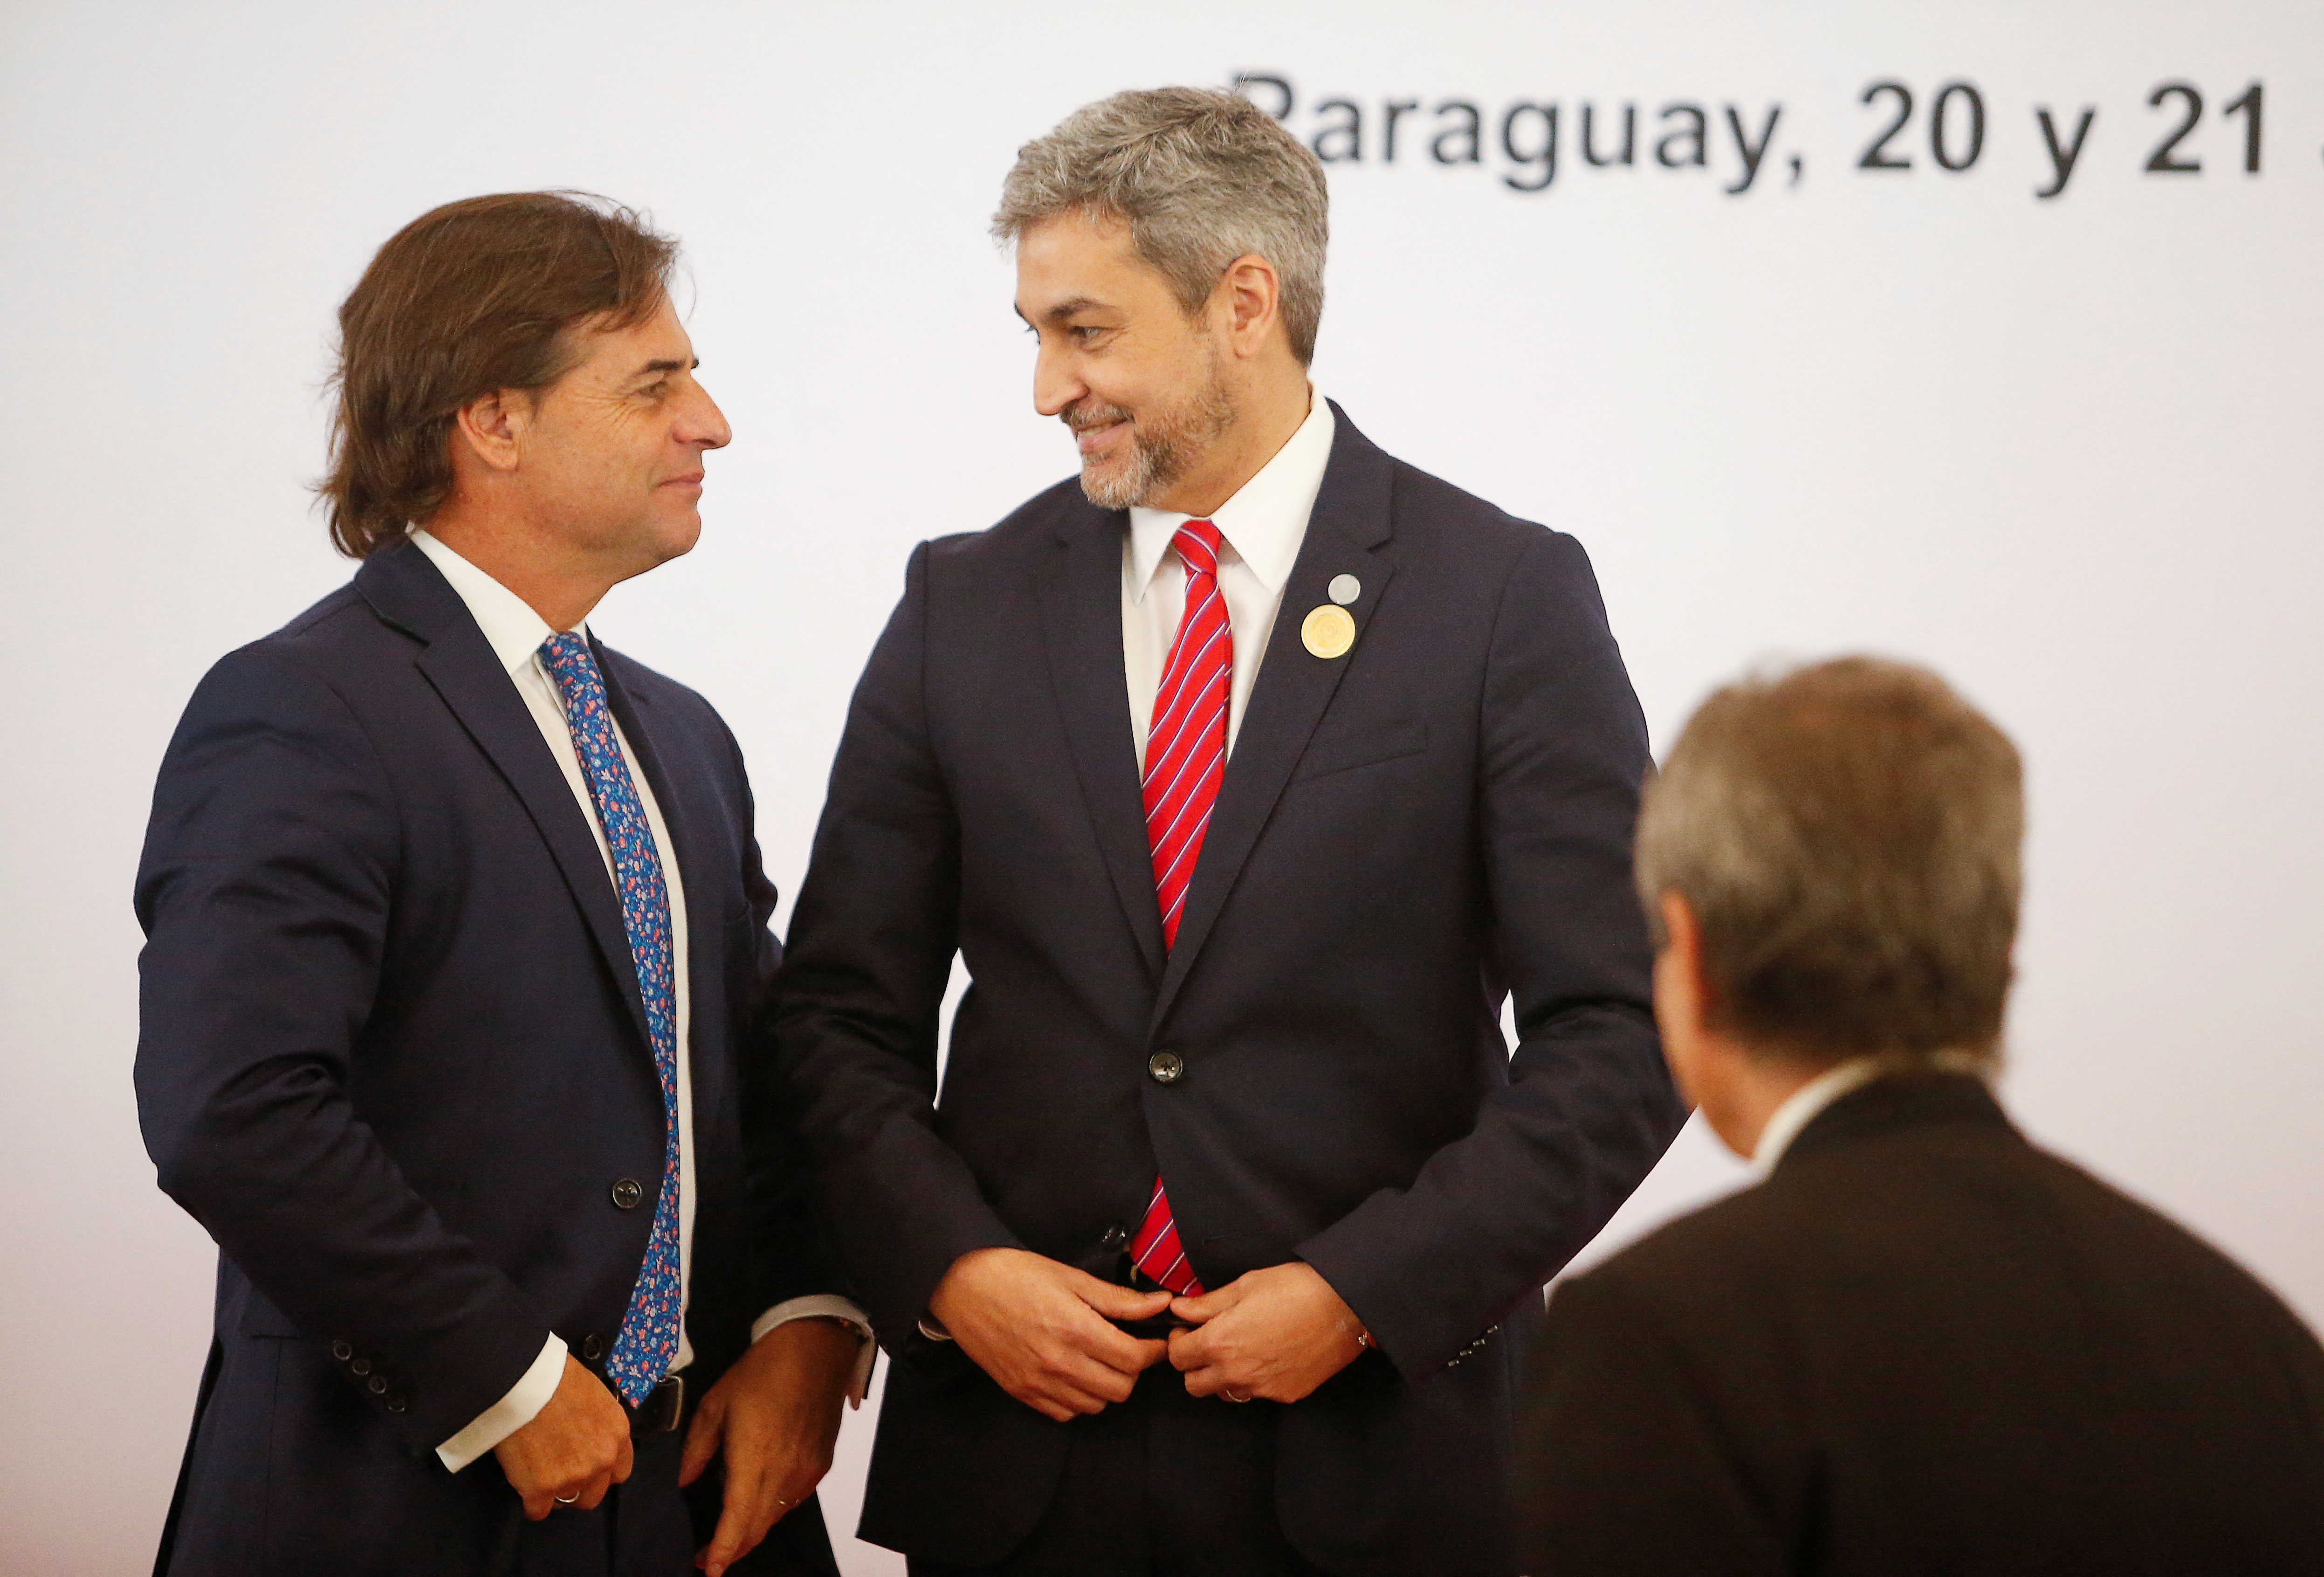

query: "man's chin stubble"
xmin=1079 ymin=453 xmax=1148 ymax=511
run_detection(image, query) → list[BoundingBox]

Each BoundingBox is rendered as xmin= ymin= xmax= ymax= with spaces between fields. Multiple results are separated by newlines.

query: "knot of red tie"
xmin=1173 ymin=517 xmax=1223 ymax=576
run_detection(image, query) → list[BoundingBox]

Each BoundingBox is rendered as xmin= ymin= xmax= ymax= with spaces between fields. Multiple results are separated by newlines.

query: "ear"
xmin=451 ymin=388 xmax=529 ymax=475
xmin=1214 ymin=254 xmax=1282 ymax=359
xmin=1652 ymin=891 xmax=1711 ymax=1106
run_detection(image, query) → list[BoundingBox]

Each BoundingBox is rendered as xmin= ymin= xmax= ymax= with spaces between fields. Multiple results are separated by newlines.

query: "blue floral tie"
xmin=540 ymin=631 xmax=681 ymax=1406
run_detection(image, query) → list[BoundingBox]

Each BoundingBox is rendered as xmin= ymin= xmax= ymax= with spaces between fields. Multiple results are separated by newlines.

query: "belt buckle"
xmin=633 ymin=1374 xmax=684 ymax=1436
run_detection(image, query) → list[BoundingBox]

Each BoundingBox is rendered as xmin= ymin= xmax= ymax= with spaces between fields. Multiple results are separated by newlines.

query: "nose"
xmin=1031 ymin=339 xmax=1086 ymax=420
xmin=680 ymin=379 xmax=732 ymax=451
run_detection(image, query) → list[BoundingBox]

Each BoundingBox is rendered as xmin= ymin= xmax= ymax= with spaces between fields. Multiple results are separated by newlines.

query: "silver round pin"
xmin=1327 ymin=574 xmax=1361 ymax=606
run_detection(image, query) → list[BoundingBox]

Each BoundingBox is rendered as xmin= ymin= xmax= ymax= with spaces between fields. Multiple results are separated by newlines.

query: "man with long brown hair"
xmin=134 ymin=192 xmax=861 ymax=1577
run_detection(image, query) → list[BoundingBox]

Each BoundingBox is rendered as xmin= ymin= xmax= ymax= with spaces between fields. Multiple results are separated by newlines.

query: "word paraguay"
xmin=1236 ymin=73 xmax=2272 ymax=200
xmin=1234 ymin=73 xmax=1789 ymax=195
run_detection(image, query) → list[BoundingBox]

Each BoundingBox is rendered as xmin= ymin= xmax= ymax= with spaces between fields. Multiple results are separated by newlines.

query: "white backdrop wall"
xmin=5 ymin=2 xmax=2321 ymax=1571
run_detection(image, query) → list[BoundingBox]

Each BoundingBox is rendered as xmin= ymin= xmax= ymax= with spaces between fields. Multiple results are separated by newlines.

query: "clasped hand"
xmin=1166 ymin=1260 xmax=1369 ymax=1404
xmin=930 ymin=1248 xmax=1368 ymax=1419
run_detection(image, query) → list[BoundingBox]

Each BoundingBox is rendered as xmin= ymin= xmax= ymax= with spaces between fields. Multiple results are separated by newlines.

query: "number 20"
xmin=1859 ymin=81 xmax=1986 ymax=173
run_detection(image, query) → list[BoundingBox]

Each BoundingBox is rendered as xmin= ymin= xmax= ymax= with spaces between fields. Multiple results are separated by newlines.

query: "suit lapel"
xmin=358 ymin=546 xmax=653 ymax=1052
xmin=1150 ymin=410 xmax=1399 ymax=1029
xmin=1036 ymin=507 xmax=1168 ymax=984
xmin=596 ymin=648 xmax=730 ymax=1121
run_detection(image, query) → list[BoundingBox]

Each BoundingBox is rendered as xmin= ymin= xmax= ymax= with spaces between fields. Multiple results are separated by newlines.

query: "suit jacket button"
xmin=611 ymin=1178 xmax=646 ymax=1210
xmin=330 ymin=1341 xmax=353 ymax=1363
xmin=1100 ymin=1224 xmax=1129 ymax=1249
xmin=385 ymin=1395 xmax=408 ymax=1414
xmin=1147 ymin=1051 xmax=1184 ymax=1085
xmin=581 ymin=1333 xmax=605 ymax=1362
xmin=350 ymin=1358 xmax=372 ymax=1376
xmin=367 ymin=1374 xmax=389 ymax=1395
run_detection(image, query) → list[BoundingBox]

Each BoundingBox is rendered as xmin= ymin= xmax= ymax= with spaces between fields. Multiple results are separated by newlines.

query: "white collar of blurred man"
xmin=1015 ymin=208 xmax=1315 ymax=517
xmin=1749 ymin=1049 xmax=1991 ymax=1176
xmin=417 ymin=294 xmax=731 ymax=634
xmin=1653 ymin=891 xmax=1995 ymax=1172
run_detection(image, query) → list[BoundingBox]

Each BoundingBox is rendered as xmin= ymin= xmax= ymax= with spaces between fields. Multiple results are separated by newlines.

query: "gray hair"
xmin=993 ymin=86 xmax=1329 ymax=364
xmin=1635 ymin=657 xmax=2024 ymax=1068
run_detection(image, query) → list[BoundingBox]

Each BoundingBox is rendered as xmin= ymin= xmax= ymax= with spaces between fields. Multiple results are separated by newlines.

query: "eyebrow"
xmin=631 ymin=357 xmax=695 ymax=379
xmin=1016 ymin=296 xmax=1114 ymax=326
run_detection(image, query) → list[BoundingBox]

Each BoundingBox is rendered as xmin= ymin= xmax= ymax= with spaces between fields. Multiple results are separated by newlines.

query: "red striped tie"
xmin=1128 ymin=520 xmax=1230 ymax=1298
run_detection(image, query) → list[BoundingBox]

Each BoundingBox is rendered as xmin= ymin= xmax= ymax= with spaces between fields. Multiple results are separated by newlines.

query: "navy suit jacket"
xmin=134 ymin=542 xmax=838 ymax=1576
xmin=773 ymin=407 xmax=1687 ymax=1575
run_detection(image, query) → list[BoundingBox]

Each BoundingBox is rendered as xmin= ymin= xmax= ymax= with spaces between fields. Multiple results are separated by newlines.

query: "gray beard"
xmin=1071 ymin=369 xmax=1238 ymax=512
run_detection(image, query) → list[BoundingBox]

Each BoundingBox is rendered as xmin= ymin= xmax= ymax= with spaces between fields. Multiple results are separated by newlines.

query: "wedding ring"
xmin=553 ymin=1493 xmax=579 ymax=1505
xmin=1223 ymin=1387 xmax=1251 ymax=1403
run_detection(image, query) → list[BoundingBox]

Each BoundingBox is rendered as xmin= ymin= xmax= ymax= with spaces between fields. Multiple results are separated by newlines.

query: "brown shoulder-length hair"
xmin=317 ymin=191 xmax=677 ymax=558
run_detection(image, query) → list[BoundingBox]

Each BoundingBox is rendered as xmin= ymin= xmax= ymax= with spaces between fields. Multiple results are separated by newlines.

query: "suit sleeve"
xmin=1518 ymin=1271 xmax=1787 ymax=1576
xmin=767 ymin=543 xmax=1022 ymax=1346
xmin=1297 ymin=528 xmax=1686 ymax=1377
xmin=133 ymin=645 xmax=550 ymax=1452
xmin=724 ymin=712 xmax=859 ymax=1319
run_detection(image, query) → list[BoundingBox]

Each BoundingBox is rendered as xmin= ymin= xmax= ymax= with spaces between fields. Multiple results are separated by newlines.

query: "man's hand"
xmin=928 ymin=1247 xmax=1173 ymax=1421
xmin=679 ymin=1318 xmax=861 ymax=1577
xmin=1168 ymin=1262 xmax=1368 ymax=1404
xmin=495 ymin=1354 xmax=634 ymax=1519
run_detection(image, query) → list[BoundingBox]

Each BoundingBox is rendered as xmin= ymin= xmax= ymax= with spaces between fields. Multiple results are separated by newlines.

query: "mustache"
xmin=1062 ymin=398 xmax=1133 ymax=434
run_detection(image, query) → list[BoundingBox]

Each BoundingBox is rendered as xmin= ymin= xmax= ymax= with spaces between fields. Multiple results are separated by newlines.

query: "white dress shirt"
xmin=1124 ymin=395 xmax=1334 ymax=767
xmin=1752 ymin=1049 xmax=1993 ymax=1176
xmin=410 ymin=531 xmax=869 ymax=1473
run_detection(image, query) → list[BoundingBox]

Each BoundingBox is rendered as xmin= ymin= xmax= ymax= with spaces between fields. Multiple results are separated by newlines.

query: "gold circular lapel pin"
xmin=1302 ymin=603 xmax=1356 ymax=660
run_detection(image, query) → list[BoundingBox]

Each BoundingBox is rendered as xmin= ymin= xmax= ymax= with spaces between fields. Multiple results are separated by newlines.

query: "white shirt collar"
xmin=1126 ymin=393 xmax=1335 ymax=603
xmin=1752 ymin=1050 xmax=1991 ymax=1176
xmin=409 ymin=528 xmax=586 ymax=675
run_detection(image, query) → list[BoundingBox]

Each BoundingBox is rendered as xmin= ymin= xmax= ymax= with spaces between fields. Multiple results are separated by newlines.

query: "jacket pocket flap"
xmin=1292 ymin=715 xmax=1430 ymax=782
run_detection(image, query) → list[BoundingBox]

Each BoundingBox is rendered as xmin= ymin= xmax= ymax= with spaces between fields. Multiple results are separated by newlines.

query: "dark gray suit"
xmin=773 ymin=407 xmax=1685 ymax=1575
xmin=1521 ymin=1071 xmax=2324 ymax=1575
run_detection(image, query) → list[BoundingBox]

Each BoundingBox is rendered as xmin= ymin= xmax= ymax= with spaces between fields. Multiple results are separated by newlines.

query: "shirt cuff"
xmin=437 ymin=1333 xmax=567 ymax=1473
xmin=752 ymin=1295 xmax=877 ymax=1406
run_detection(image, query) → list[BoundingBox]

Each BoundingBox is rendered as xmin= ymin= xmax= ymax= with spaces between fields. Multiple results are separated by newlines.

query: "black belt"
xmin=631 ymin=1374 xmax=684 ymax=1437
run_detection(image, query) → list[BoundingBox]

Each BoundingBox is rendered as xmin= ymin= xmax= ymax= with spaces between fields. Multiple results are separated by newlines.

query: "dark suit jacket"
xmin=134 ymin=542 xmax=839 ymax=1576
xmin=772 ymin=406 xmax=1686 ymax=1576
xmin=1520 ymin=1071 xmax=2324 ymax=1575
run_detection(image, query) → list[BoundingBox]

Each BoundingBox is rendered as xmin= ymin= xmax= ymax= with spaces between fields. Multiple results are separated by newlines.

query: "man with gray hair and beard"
xmin=1519 ymin=657 xmax=2324 ymax=1574
xmin=772 ymin=87 xmax=1684 ymax=1575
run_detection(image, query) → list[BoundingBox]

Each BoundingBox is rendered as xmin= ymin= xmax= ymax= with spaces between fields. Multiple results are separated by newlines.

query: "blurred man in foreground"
xmin=1519 ymin=656 xmax=2324 ymax=1574
xmin=135 ymin=192 xmax=863 ymax=1577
